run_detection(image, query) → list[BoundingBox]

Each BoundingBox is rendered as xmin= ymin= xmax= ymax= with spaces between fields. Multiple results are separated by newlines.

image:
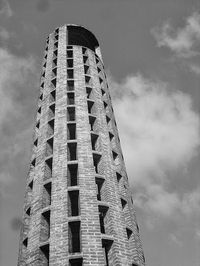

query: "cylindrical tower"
xmin=18 ymin=24 xmax=145 ymax=266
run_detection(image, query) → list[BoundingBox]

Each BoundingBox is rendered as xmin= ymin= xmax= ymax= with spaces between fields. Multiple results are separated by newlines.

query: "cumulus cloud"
xmin=0 ymin=0 xmax=12 ymax=17
xmin=152 ymin=12 xmax=200 ymax=75
xmin=0 ymin=47 xmax=38 ymax=198
xmin=152 ymin=12 xmax=200 ymax=58
xmin=109 ymin=73 xmax=200 ymax=221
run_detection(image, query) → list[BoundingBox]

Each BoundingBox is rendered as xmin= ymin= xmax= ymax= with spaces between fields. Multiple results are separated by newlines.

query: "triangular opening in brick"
xmin=93 ymin=152 xmax=102 ymax=174
xmin=89 ymin=115 xmax=96 ymax=131
xmin=126 ymin=228 xmax=132 ymax=239
xmin=51 ymin=78 xmax=57 ymax=88
xmin=46 ymin=137 xmax=54 ymax=156
xmin=116 ymin=172 xmax=122 ymax=182
xmin=86 ymin=86 xmax=92 ymax=99
xmin=54 ymin=41 xmax=58 ymax=49
xmin=106 ymin=115 xmax=111 ymax=124
xmin=95 ymin=176 xmax=105 ymax=201
xmin=26 ymin=207 xmax=31 ymax=216
xmin=91 ymin=132 xmax=99 ymax=150
xmin=84 ymin=65 xmax=89 ymax=75
xmin=95 ymin=57 xmax=99 ymax=65
xmin=103 ymin=101 xmax=108 ymax=109
xmin=34 ymin=138 xmax=38 ymax=147
xmin=54 ymin=34 xmax=59 ymax=41
xmin=83 ymin=55 xmax=88 ymax=64
xmin=121 ymin=198 xmax=127 ymax=209
xmin=40 ymin=243 xmax=49 ymax=261
xmin=53 ymin=49 xmax=58 ymax=57
xmin=112 ymin=151 xmax=118 ymax=160
xmin=53 ymin=58 xmax=57 ymax=68
xmin=85 ymin=75 xmax=91 ymax=84
xmin=109 ymin=132 xmax=114 ymax=141
xmin=41 ymin=82 xmax=44 ymax=89
xmin=38 ymin=106 xmax=41 ymax=114
xmin=82 ymin=47 xmax=87 ymax=55
xmin=52 ymin=67 xmax=57 ymax=77
xmin=50 ymin=90 xmax=56 ymax=102
xmin=36 ymin=121 xmax=40 ymax=129
xmin=28 ymin=180 xmax=33 ymax=190
xmin=87 ymin=99 xmax=94 ymax=114
xmin=99 ymin=77 xmax=103 ymax=84
xmin=31 ymin=158 xmax=36 ymax=167
xmin=101 ymin=89 xmax=105 ymax=96
xmin=23 ymin=238 xmax=28 ymax=247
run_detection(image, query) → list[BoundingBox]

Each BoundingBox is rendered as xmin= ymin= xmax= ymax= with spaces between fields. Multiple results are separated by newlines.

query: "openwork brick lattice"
xmin=18 ymin=24 xmax=145 ymax=266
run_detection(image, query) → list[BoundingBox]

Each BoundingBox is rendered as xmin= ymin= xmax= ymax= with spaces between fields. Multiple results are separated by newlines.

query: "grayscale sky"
xmin=0 ymin=0 xmax=200 ymax=265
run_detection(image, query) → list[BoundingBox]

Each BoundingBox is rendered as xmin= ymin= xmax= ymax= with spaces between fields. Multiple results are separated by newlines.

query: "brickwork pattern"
xmin=18 ymin=24 xmax=145 ymax=266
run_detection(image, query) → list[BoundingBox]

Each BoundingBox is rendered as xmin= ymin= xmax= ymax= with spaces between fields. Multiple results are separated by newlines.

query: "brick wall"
xmin=18 ymin=24 xmax=145 ymax=266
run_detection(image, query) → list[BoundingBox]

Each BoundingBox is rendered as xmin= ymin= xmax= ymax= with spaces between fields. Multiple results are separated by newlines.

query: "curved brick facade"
xmin=18 ymin=24 xmax=145 ymax=266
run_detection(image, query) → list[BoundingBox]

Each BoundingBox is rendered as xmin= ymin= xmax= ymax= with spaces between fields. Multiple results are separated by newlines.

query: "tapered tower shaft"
xmin=18 ymin=24 xmax=145 ymax=266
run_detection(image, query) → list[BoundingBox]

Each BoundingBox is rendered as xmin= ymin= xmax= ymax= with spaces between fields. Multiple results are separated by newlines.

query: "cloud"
xmin=110 ymin=74 xmax=200 ymax=182
xmin=109 ymin=73 xmax=200 ymax=221
xmin=195 ymin=229 xmax=200 ymax=241
xmin=189 ymin=64 xmax=200 ymax=75
xmin=0 ymin=26 xmax=10 ymax=41
xmin=0 ymin=47 xmax=39 ymax=198
xmin=169 ymin=233 xmax=183 ymax=246
xmin=0 ymin=0 xmax=12 ymax=17
xmin=152 ymin=12 xmax=200 ymax=58
xmin=152 ymin=12 xmax=200 ymax=75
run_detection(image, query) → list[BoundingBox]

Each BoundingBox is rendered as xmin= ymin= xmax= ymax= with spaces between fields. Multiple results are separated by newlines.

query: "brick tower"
xmin=18 ymin=25 xmax=145 ymax=266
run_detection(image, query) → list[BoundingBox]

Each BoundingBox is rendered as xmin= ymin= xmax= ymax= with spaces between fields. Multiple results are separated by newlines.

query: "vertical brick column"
xmin=74 ymin=46 xmax=105 ymax=266
xmin=49 ymin=25 xmax=69 ymax=266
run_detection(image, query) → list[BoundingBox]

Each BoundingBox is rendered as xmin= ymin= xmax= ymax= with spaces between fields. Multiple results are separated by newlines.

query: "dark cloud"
xmin=0 ymin=48 xmax=39 ymax=202
xmin=10 ymin=217 xmax=22 ymax=231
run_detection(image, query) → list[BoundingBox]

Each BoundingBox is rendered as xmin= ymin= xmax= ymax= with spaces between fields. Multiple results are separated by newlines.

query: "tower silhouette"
xmin=18 ymin=25 xmax=145 ymax=266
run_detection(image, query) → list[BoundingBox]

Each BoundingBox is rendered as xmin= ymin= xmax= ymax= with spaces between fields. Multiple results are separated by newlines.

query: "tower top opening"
xmin=66 ymin=24 xmax=99 ymax=52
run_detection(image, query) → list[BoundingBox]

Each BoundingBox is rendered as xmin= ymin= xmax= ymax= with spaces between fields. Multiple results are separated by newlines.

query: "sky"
xmin=0 ymin=0 xmax=200 ymax=265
